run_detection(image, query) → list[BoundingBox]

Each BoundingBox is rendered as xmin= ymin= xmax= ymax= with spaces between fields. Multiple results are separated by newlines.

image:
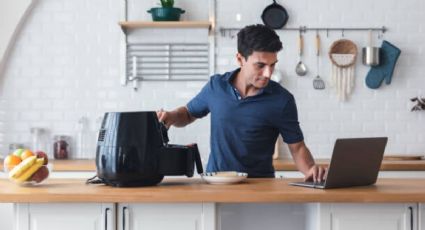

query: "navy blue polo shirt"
xmin=187 ymin=68 xmax=304 ymax=178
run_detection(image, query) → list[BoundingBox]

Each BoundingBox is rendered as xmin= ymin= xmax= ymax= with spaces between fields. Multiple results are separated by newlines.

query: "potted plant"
xmin=147 ymin=0 xmax=185 ymax=21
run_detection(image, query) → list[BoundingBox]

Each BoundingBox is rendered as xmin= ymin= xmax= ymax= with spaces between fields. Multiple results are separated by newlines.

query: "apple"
xmin=12 ymin=149 xmax=25 ymax=158
xmin=30 ymin=166 xmax=49 ymax=183
xmin=35 ymin=151 xmax=48 ymax=165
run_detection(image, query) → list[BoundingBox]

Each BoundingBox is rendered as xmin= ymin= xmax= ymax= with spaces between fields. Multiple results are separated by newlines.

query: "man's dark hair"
xmin=237 ymin=24 xmax=283 ymax=60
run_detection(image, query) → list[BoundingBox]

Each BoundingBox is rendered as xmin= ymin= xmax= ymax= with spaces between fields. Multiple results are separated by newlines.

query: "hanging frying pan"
xmin=261 ymin=0 xmax=289 ymax=29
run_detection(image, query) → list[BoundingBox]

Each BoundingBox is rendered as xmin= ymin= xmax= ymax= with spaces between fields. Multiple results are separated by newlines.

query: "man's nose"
xmin=263 ymin=67 xmax=273 ymax=78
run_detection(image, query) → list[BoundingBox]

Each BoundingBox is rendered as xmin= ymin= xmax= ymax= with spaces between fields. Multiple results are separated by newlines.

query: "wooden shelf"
xmin=119 ymin=21 xmax=212 ymax=30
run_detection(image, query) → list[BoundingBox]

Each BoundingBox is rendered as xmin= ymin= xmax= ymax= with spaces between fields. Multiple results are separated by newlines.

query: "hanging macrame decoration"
xmin=329 ymin=39 xmax=358 ymax=101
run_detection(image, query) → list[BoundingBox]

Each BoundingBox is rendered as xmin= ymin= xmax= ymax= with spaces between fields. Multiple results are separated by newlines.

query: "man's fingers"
xmin=317 ymin=167 xmax=325 ymax=182
xmin=313 ymin=166 xmax=318 ymax=182
xmin=156 ymin=109 xmax=166 ymax=122
xmin=304 ymin=166 xmax=327 ymax=183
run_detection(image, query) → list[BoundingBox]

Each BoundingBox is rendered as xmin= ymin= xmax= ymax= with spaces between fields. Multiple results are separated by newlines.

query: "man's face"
xmin=237 ymin=51 xmax=278 ymax=89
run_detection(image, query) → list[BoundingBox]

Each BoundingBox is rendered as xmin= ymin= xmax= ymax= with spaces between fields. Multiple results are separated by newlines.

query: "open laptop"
xmin=289 ymin=137 xmax=388 ymax=189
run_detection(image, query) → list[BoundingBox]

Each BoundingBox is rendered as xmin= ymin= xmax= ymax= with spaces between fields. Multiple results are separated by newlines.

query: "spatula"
xmin=313 ymin=32 xmax=325 ymax=90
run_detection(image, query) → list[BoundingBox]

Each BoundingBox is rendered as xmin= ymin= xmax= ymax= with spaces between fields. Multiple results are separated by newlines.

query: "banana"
xmin=8 ymin=156 xmax=37 ymax=179
xmin=12 ymin=159 xmax=44 ymax=183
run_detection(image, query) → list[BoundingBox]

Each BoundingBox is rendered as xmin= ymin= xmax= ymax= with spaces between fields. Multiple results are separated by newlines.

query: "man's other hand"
xmin=304 ymin=165 xmax=327 ymax=183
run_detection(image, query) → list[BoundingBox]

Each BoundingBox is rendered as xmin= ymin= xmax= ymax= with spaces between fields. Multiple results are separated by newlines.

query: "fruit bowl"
xmin=4 ymin=164 xmax=51 ymax=186
xmin=3 ymin=150 xmax=51 ymax=186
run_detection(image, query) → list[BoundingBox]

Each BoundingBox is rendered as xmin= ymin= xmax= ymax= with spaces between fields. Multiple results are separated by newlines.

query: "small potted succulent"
xmin=147 ymin=0 xmax=185 ymax=21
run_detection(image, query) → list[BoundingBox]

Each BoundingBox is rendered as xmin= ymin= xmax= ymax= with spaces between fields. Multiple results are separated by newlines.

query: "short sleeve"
xmin=278 ymin=96 xmax=304 ymax=144
xmin=186 ymin=79 xmax=211 ymax=118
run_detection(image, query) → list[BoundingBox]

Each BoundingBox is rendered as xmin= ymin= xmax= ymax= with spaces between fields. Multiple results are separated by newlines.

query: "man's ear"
xmin=236 ymin=53 xmax=245 ymax=67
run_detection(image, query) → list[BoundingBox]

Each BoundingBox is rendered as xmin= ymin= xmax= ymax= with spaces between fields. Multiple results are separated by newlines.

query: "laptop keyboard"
xmin=303 ymin=181 xmax=325 ymax=186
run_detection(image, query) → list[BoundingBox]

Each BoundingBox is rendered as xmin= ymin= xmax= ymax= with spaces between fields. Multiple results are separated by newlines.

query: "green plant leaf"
xmin=160 ymin=0 xmax=174 ymax=8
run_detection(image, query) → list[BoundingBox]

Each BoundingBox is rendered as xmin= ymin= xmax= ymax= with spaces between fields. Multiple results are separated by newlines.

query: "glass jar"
xmin=30 ymin=127 xmax=46 ymax=152
xmin=53 ymin=135 xmax=71 ymax=159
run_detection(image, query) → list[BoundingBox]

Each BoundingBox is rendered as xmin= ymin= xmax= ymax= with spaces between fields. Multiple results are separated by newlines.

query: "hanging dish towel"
xmin=329 ymin=39 xmax=358 ymax=101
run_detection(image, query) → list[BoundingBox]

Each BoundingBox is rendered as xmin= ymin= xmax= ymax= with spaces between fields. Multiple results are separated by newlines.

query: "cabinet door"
xmin=420 ymin=204 xmax=424 ymax=230
xmin=15 ymin=203 xmax=115 ymax=230
xmin=322 ymin=203 xmax=417 ymax=230
xmin=117 ymin=203 xmax=215 ymax=230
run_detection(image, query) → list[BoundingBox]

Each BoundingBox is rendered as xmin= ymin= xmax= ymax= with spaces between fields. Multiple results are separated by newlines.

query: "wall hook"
xmin=410 ymin=96 xmax=425 ymax=111
xmin=378 ymin=28 xmax=385 ymax=39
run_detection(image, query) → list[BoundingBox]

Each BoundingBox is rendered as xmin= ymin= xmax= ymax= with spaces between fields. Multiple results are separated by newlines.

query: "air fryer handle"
xmin=192 ymin=144 xmax=204 ymax=174
xmin=159 ymin=122 xmax=169 ymax=145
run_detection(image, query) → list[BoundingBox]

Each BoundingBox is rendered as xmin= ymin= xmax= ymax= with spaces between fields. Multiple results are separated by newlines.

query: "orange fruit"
xmin=3 ymin=154 xmax=22 ymax=171
xmin=20 ymin=149 xmax=35 ymax=160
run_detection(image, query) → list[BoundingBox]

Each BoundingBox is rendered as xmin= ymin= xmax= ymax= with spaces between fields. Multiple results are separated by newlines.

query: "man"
xmin=157 ymin=24 xmax=326 ymax=182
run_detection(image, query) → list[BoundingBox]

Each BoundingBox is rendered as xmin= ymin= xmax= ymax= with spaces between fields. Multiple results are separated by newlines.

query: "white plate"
xmin=201 ymin=172 xmax=248 ymax=185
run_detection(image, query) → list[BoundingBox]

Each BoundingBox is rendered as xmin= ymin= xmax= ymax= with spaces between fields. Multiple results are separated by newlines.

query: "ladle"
xmin=295 ymin=30 xmax=308 ymax=76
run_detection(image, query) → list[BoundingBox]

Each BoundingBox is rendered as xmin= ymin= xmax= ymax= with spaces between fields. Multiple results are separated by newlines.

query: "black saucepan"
xmin=261 ymin=0 xmax=289 ymax=29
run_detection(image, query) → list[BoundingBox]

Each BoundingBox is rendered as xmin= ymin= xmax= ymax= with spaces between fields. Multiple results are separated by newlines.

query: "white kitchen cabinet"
xmin=419 ymin=203 xmax=424 ymax=230
xmin=0 ymin=203 xmax=13 ymax=230
xmin=15 ymin=203 xmax=115 ymax=230
xmin=117 ymin=203 xmax=215 ymax=230
xmin=218 ymin=203 xmax=318 ymax=230
xmin=319 ymin=203 xmax=417 ymax=230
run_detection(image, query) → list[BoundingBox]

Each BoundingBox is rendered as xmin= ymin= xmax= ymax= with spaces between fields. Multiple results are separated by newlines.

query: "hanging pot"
xmin=261 ymin=0 xmax=289 ymax=29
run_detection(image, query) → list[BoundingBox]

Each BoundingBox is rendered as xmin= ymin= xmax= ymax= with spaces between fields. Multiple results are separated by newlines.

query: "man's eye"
xmin=256 ymin=64 xmax=265 ymax=68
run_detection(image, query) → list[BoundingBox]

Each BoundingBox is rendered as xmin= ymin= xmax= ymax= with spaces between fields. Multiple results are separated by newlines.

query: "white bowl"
xmin=201 ymin=171 xmax=248 ymax=185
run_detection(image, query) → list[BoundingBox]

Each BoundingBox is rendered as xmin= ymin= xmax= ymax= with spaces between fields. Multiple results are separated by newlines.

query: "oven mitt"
xmin=365 ymin=40 xmax=401 ymax=89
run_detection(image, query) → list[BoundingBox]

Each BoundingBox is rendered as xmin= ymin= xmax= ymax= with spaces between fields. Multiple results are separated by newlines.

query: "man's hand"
xmin=288 ymin=141 xmax=326 ymax=183
xmin=156 ymin=106 xmax=196 ymax=128
xmin=304 ymin=165 xmax=327 ymax=183
xmin=156 ymin=109 xmax=174 ymax=128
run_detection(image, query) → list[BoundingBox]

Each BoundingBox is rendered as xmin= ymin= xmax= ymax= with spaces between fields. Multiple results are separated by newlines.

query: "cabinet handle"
xmin=104 ymin=207 xmax=110 ymax=230
xmin=409 ymin=206 xmax=413 ymax=230
xmin=122 ymin=206 xmax=128 ymax=230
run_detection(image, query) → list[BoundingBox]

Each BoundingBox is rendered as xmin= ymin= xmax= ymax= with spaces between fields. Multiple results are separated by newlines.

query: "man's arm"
xmin=157 ymin=106 xmax=196 ymax=128
xmin=288 ymin=141 xmax=326 ymax=182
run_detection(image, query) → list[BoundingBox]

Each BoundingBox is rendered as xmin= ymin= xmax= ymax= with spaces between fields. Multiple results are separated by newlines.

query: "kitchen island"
xmin=1 ymin=178 xmax=425 ymax=203
xmin=1 ymin=178 xmax=425 ymax=230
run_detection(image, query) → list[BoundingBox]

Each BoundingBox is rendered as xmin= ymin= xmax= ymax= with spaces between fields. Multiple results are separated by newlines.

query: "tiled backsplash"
xmin=0 ymin=0 xmax=424 ymax=161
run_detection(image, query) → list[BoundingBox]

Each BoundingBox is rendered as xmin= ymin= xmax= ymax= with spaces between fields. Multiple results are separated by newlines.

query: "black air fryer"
xmin=95 ymin=111 xmax=203 ymax=187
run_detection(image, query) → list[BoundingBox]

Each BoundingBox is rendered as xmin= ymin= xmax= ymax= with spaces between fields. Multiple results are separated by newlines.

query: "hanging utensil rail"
xmin=219 ymin=26 xmax=387 ymax=37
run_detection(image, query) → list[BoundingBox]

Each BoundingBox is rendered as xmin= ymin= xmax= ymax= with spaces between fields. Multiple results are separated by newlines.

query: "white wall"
xmin=0 ymin=0 xmax=32 ymax=62
xmin=0 ymin=0 xmax=424 ymax=162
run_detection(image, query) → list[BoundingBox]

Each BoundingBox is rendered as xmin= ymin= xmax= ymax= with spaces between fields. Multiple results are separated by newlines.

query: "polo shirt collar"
xmin=225 ymin=68 xmax=273 ymax=95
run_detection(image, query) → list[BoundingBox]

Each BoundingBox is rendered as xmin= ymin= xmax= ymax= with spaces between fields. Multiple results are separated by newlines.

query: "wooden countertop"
xmin=1 ymin=158 xmax=425 ymax=172
xmin=1 ymin=178 xmax=425 ymax=203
